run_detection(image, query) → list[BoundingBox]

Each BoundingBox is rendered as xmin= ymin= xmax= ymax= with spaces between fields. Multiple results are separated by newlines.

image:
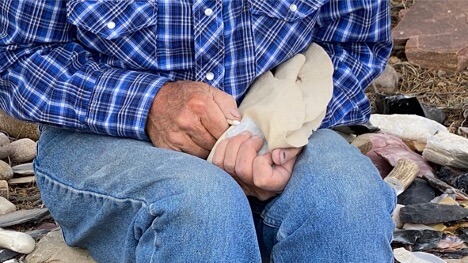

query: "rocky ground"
xmin=0 ymin=0 xmax=467 ymax=262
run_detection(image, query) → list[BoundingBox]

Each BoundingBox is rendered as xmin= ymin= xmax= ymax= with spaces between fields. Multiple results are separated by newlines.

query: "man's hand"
xmin=146 ymin=81 xmax=240 ymax=158
xmin=211 ymin=131 xmax=302 ymax=200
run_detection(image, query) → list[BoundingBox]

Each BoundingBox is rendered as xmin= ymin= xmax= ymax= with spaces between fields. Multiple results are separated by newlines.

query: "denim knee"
xmin=133 ymin=164 xmax=260 ymax=262
xmin=260 ymin=130 xmax=395 ymax=262
xmin=145 ymin=163 xmax=251 ymax=222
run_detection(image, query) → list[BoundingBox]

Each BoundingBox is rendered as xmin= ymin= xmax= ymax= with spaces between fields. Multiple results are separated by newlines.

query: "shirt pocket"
xmin=67 ymin=0 xmax=158 ymax=70
xmin=248 ymin=0 xmax=323 ymax=22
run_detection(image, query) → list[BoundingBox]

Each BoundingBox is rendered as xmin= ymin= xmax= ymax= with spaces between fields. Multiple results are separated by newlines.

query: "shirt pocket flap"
xmin=67 ymin=0 xmax=157 ymax=40
xmin=249 ymin=0 xmax=325 ymax=21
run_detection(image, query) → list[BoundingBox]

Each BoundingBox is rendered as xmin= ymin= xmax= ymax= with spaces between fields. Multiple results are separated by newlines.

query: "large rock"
xmin=392 ymin=0 xmax=468 ymax=72
xmin=370 ymin=64 xmax=400 ymax=94
xmin=398 ymin=178 xmax=436 ymax=205
xmin=0 ymin=196 xmax=15 ymax=215
xmin=422 ymin=132 xmax=468 ymax=169
xmin=0 ymin=110 xmax=39 ymax=141
xmin=369 ymin=114 xmax=448 ymax=151
xmin=0 ymin=160 xmax=13 ymax=180
xmin=9 ymin=139 xmax=37 ymax=163
xmin=0 ymin=133 xmax=10 ymax=160
xmin=25 ymin=229 xmax=96 ymax=263
xmin=400 ymin=203 xmax=468 ymax=224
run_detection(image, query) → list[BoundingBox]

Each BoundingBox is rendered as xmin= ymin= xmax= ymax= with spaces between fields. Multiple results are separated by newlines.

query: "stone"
xmin=433 ymin=195 xmax=459 ymax=206
xmin=422 ymin=132 xmax=468 ymax=169
xmin=393 ymin=204 xmax=405 ymax=229
xmin=0 ymin=249 xmax=19 ymax=262
xmin=0 ymin=133 xmax=9 ymax=146
xmin=432 ymin=249 xmax=468 ymax=260
xmin=393 ymin=247 xmax=446 ymax=263
xmin=0 ymin=133 xmax=10 ymax=160
xmin=24 ymin=229 xmax=96 ymax=263
xmin=402 ymin=223 xmax=438 ymax=231
xmin=398 ymin=178 xmax=437 ymax=205
xmin=0 ymin=229 xmax=35 ymax=254
xmin=457 ymin=228 xmax=468 ymax=243
xmin=369 ymin=114 xmax=448 ymax=151
xmin=8 ymin=176 xmax=35 ymax=185
xmin=393 ymin=229 xmax=442 ymax=251
xmin=392 ymin=0 xmax=468 ymax=72
xmin=400 ymin=203 xmax=468 ymax=224
xmin=351 ymin=133 xmax=433 ymax=178
xmin=0 ymin=197 xmax=16 ymax=215
xmin=0 ymin=161 xmax=13 ymax=180
xmin=9 ymin=138 xmax=37 ymax=163
xmin=0 ymin=208 xmax=49 ymax=228
xmin=370 ymin=64 xmax=399 ymax=94
xmin=12 ymin=162 xmax=34 ymax=175
xmin=374 ymin=95 xmax=446 ymax=124
xmin=376 ymin=146 xmax=434 ymax=177
xmin=437 ymin=166 xmax=468 ymax=193
xmin=0 ymin=180 xmax=8 ymax=199
xmin=446 ymin=258 xmax=468 ymax=263
xmin=0 ymin=147 xmax=11 ymax=160
xmin=459 ymin=127 xmax=468 ymax=138
xmin=423 ymin=173 xmax=468 ymax=201
xmin=2 ymin=258 xmax=19 ymax=263
xmin=0 ymin=110 xmax=39 ymax=141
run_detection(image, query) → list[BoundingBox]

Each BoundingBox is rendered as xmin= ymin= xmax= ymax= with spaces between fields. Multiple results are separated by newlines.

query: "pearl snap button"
xmin=205 ymin=72 xmax=215 ymax=81
xmin=204 ymin=8 xmax=214 ymax=16
xmin=106 ymin=21 xmax=116 ymax=29
xmin=289 ymin=4 xmax=298 ymax=12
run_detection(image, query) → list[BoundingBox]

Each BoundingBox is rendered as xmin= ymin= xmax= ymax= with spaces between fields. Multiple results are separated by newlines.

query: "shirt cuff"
xmin=86 ymin=68 xmax=169 ymax=140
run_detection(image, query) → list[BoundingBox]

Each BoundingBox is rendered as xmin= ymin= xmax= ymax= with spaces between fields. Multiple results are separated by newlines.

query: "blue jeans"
xmin=34 ymin=127 xmax=396 ymax=263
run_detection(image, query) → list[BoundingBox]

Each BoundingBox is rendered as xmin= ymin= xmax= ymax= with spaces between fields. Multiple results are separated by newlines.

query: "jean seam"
xmin=35 ymin=165 xmax=149 ymax=207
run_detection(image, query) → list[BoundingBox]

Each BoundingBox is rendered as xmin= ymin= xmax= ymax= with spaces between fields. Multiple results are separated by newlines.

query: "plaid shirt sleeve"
xmin=313 ymin=0 xmax=392 ymax=128
xmin=0 ymin=1 xmax=168 ymax=140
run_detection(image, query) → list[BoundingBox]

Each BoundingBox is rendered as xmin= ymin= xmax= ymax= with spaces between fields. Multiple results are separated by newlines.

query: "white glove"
xmin=208 ymin=43 xmax=334 ymax=162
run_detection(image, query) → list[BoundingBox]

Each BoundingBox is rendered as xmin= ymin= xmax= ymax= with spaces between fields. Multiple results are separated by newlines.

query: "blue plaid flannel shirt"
xmin=0 ymin=0 xmax=392 ymax=141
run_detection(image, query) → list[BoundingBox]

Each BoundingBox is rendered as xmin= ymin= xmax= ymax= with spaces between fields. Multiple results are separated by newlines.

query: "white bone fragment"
xmin=0 ymin=228 xmax=35 ymax=254
xmin=393 ymin=247 xmax=445 ymax=263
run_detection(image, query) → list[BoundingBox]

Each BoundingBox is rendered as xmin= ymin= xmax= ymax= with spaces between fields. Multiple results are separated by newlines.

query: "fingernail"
xmin=230 ymin=108 xmax=241 ymax=119
xmin=280 ymin=151 xmax=287 ymax=164
xmin=227 ymin=119 xmax=240 ymax=126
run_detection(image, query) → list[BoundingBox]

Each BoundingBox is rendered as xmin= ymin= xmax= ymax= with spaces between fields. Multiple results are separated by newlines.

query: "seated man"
xmin=0 ymin=1 xmax=396 ymax=262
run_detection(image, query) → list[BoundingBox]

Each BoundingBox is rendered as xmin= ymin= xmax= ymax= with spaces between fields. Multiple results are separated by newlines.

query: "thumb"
xmin=209 ymin=87 xmax=241 ymax=121
xmin=271 ymin=147 xmax=303 ymax=166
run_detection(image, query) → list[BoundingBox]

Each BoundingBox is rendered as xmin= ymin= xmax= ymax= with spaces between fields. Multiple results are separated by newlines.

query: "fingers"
xmin=223 ymin=131 xmax=253 ymax=175
xmin=199 ymin=101 xmax=230 ymax=139
xmin=234 ymin=135 xmax=264 ymax=181
xmin=253 ymin=153 xmax=294 ymax=192
xmin=274 ymin=54 xmax=306 ymax=81
xmin=178 ymin=138 xmax=209 ymax=158
xmin=188 ymin=125 xmax=217 ymax=151
xmin=156 ymin=131 xmax=209 ymax=158
xmin=211 ymin=137 xmax=229 ymax=170
xmin=271 ymin=147 xmax=303 ymax=166
xmin=211 ymin=131 xmax=263 ymax=177
xmin=210 ymin=86 xmax=241 ymax=121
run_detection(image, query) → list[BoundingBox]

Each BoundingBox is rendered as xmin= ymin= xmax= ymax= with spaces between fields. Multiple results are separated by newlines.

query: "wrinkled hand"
xmin=212 ymin=131 xmax=302 ymax=200
xmin=146 ymin=81 xmax=240 ymax=158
